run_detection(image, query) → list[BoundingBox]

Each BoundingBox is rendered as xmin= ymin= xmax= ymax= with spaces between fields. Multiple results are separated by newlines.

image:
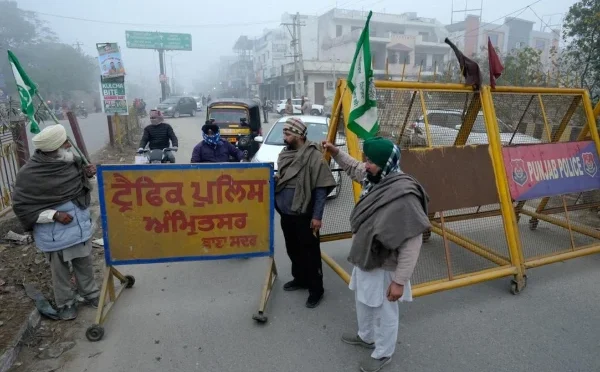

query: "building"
xmin=228 ymin=36 xmax=255 ymax=98
xmin=253 ymin=13 xmax=319 ymax=101
xmin=318 ymin=9 xmax=450 ymax=79
xmin=252 ymin=9 xmax=451 ymax=104
xmin=447 ymin=15 xmax=560 ymax=68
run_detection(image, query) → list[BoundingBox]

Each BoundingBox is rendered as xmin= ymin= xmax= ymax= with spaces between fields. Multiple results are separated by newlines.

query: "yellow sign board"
xmin=97 ymin=163 xmax=274 ymax=265
xmin=220 ymin=128 xmax=251 ymax=135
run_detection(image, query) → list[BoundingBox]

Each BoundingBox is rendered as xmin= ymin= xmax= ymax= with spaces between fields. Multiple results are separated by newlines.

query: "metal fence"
xmin=0 ymin=125 xmax=21 ymax=215
xmin=321 ymin=79 xmax=600 ymax=297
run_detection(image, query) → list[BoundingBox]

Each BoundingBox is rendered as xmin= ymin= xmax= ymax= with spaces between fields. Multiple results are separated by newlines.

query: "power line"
xmin=457 ymin=0 xmax=542 ymax=40
xmin=528 ymin=7 xmax=562 ymax=38
xmin=23 ymin=9 xmax=280 ymax=29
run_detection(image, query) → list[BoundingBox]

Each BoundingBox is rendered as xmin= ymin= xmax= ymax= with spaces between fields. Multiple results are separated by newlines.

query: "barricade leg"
xmin=86 ymin=265 xmax=134 ymax=342
xmin=253 ymin=256 xmax=277 ymax=323
xmin=321 ymin=252 xmax=350 ymax=285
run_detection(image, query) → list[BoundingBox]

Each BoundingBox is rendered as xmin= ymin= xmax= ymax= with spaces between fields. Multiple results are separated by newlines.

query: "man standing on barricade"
xmin=275 ymin=117 xmax=336 ymax=308
xmin=322 ymin=137 xmax=430 ymax=372
xmin=190 ymin=121 xmax=244 ymax=163
xmin=12 ymin=125 xmax=100 ymax=321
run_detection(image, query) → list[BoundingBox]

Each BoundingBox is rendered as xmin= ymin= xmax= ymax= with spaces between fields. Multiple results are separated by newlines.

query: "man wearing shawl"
xmin=323 ymin=137 xmax=430 ymax=372
xmin=275 ymin=117 xmax=336 ymax=308
xmin=12 ymin=125 xmax=99 ymax=321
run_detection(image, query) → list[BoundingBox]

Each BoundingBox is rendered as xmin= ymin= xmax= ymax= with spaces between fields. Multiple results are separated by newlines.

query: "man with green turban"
xmin=323 ymin=137 xmax=430 ymax=372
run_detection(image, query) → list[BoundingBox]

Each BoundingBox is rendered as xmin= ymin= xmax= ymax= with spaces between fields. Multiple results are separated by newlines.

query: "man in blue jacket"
xmin=12 ymin=125 xmax=99 ymax=321
xmin=190 ymin=121 xmax=244 ymax=163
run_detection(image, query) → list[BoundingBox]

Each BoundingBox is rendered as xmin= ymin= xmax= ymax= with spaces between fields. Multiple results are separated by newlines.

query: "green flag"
xmin=7 ymin=50 xmax=40 ymax=134
xmin=347 ymin=11 xmax=379 ymax=140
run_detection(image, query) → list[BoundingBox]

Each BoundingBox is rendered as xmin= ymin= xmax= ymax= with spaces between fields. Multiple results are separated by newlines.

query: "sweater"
xmin=139 ymin=123 xmax=179 ymax=150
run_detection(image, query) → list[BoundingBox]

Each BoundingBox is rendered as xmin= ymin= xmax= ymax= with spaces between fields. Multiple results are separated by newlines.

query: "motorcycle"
xmin=53 ymin=109 xmax=65 ymax=120
xmin=75 ymin=106 xmax=88 ymax=119
xmin=136 ymin=147 xmax=178 ymax=164
xmin=266 ymin=100 xmax=274 ymax=113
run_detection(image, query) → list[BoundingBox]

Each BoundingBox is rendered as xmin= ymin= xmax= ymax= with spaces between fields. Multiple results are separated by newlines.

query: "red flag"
xmin=488 ymin=37 xmax=504 ymax=89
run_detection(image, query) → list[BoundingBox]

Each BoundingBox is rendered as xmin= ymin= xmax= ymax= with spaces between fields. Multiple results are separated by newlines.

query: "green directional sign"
xmin=125 ymin=31 xmax=192 ymax=51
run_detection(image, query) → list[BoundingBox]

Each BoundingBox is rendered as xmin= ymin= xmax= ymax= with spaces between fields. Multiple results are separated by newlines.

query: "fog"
xmin=14 ymin=0 xmax=576 ymax=97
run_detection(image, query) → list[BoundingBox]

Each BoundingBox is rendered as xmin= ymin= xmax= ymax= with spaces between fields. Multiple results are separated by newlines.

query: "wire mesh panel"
xmin=323 ymin=82 xmax=520 ymax=290
xmin=491 ymin=90 xmax=600 ymax=262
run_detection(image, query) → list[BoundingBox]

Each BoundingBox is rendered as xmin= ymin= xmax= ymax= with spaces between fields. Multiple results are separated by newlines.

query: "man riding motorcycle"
xmin=138 ymin=110 xmax=179 ymax=163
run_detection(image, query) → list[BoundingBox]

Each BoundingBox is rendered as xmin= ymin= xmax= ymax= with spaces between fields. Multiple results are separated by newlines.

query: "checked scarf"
xmin=360 ymin=144 xmax=401 ymax=198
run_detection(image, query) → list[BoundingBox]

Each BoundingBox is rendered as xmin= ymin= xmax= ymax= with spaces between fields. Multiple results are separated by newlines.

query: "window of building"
xmin=535 ymin=39 xmax=546 ymax=51
xmin=351 ymin=26 xmax=362 ymax=33
xmin=414 ymin=53 xmax=427 ymax=66
xmin=396 ymin=51 xmax=410 ymax=64
xmin=418 ymin=32 xmax=430 ymax=42
xmin=488 ymin=33 xmax=499 ymax=47
xmin=336 ymin=25 xmax=343 ymax=37
xmin=432 ymin=54 xmax=445 ymax=68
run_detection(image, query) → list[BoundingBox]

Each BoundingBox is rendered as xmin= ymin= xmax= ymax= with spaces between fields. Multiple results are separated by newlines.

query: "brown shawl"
xmin=12 ymin=150 xmax=92 ymax=231
xmin=276 ymin=141 xmax=336 ymax=215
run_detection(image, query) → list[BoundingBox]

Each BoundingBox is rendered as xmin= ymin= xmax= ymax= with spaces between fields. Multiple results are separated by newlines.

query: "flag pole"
xmin=35 ymin=92 xmax=90 ymax=165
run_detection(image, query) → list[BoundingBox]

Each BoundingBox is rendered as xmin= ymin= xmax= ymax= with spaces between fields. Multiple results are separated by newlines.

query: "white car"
xmin=411 ymin=110 xmax=541 ymax=146
xmin=251 ymin=115 xmax=346 ymax=199
xmin=276 ymin=99 xmax=325 ymax=116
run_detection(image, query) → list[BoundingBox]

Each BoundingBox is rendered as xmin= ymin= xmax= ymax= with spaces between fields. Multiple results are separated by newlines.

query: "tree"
xmin=15 ymin=43 xmax=98 ymax=97
xmin=0 ymin=0 xmax=56 ymax=49
xmin=471 ymin=46 xmax=546 ymax=87
xmin=562 ymin=0 xmax=600 ymax=101
xmin=0 ymin=1 xmax=98 ymax=98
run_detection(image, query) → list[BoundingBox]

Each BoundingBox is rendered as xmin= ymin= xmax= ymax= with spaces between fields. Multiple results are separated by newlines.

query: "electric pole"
xmin=296 ymin=12 xmax=306 ymax=97
xmin=73 ymin=41 xmax=83 ymax=53
xmin=158 ymin=49 xmax=166 ymax=101
xmin=282 ymin=14 xmax=306 ymax=98
xmin=292 ymin=14 xmax=299 ymax=97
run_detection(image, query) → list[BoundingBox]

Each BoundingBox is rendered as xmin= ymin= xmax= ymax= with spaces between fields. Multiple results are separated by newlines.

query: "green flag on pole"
xmin=7 ymin=50 xmax=40 ymax=134
xmin=347 ymin=11 xmax=379 ymax=140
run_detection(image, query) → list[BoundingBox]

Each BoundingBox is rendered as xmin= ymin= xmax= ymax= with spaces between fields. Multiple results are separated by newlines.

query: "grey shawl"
xmin=12 ymin=150 xmax=92 ymax=231
xmin=276 ymin=141 xmax=337 ymax=215
xmin=348 ymin=172 xmax=430 ymax=271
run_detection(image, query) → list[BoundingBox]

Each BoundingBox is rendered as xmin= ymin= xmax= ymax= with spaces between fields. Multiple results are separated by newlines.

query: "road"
xmin=25 ymin=113 xmax=110 ymax=158
xmin=18 ymin=113 xmax=600 ymax=372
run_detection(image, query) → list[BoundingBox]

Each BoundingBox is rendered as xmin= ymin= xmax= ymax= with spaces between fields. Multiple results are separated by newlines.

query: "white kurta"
xmin=349 ymin=266 xmax=412 ymax=359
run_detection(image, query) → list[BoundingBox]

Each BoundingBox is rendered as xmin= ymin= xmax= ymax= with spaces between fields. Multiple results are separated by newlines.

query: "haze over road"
xmin=21 ymin=113 xmax=600 ymax=372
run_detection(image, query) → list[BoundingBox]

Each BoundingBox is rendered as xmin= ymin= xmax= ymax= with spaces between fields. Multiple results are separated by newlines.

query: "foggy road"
xmin=32 ymin=112 xmax=600 ymax=372
xmin=26 ymin=113 xmax=110 ymax=158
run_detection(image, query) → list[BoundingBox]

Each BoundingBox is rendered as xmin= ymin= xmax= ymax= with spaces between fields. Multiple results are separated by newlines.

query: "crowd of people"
xmin=11 ymin=112 xmax=429 ymax=372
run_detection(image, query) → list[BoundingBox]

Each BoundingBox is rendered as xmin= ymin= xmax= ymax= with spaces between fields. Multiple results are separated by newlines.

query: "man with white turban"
xmin=12 ymin=124 xmax=99 ymax=320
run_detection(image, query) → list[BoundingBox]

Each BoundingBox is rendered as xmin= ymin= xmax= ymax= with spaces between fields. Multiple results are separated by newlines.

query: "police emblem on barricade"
xmin=581 ymin=152 xmax=597 ymax=177
xmin=511 ymin=159 xmax=528 ymax=187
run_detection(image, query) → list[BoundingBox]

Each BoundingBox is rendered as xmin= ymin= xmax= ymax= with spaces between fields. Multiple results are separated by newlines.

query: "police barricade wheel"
xmin=86 ymin=324 xmax=105 ymax=342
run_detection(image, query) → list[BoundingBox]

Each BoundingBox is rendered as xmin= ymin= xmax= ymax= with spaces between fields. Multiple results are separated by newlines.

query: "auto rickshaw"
xmin=206 ymin=99 xmax=261 ymax=160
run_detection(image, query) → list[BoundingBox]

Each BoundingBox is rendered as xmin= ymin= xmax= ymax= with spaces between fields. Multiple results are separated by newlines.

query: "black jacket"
xmin=139 ymin=123 xmax=178 ymax=150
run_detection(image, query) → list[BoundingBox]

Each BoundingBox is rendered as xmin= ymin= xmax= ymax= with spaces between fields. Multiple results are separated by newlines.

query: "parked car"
xmin=157 ymin=96 xmax=198 ymax=118
xmin=251 ymin=115 xmax=346 ymax=199
xmin=276 ymin=98 xmax=324 ymax=116
xmin=410 ymin=110 xmax=541 ymax=146
xmin=193 ymin=96 xmax=203 ymax=111
xmin=276 ymin=99 xmax=301 ymax=115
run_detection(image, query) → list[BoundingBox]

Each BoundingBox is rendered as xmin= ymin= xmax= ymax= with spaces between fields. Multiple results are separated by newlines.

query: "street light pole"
xmin=170 ymin=52 xmax=181 ymax=95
